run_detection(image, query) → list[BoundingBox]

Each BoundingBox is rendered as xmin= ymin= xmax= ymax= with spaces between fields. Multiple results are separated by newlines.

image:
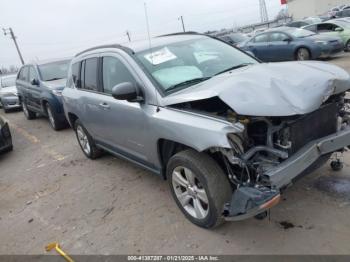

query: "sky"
xmin=0 ymin=0 xmax=284 ymax=68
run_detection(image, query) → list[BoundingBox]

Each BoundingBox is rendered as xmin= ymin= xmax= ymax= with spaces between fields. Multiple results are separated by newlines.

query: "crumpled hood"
xmin=0 ymin=85 xmax=17 ymax=94
xmin=42 ymin=78 xmax=66 ymax=90
xmin=162 ymin=61 xmax=350 ymax=116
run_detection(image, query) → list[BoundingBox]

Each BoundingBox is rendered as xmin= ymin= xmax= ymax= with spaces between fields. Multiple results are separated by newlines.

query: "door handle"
xmin=99 ymin=102 xmax=110 ymax=109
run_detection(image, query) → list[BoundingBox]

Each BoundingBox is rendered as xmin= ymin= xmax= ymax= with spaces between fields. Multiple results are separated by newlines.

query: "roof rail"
xmin=75 ymin=44 xmax=134 ymax=57
xmin=157 ymin=31 xmax=201 ymax=37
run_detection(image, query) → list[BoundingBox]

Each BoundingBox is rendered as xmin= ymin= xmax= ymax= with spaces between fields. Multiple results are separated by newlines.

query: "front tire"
xmin=22 ymin=100 xmax=36 ymax=120
xmin=74 ymin=119 xmax=102 ymax=159
xmin=167 ymin=149 xmax=232 ymax=228
xmin=296 ymin=47 xmax=311 ymax=61
xmin=46 ymin=103 xmax=65 ymax=131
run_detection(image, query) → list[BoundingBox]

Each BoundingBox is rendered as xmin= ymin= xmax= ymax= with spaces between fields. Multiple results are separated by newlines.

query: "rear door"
xmin=16 ymin=66 xmax=29 ymax=103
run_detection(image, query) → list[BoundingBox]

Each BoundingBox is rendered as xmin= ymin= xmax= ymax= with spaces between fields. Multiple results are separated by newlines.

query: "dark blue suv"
xmin=16 ymin=59 xmax=70 ymax=130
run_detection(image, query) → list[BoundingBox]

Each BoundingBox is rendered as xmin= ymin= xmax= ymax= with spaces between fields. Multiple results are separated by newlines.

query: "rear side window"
xmin=71 ymin=62 xmax=81 ymax=88
xmin=18 ymin=67 xmax=29 ymax=81
xmin=82 ymin=58 xmax=98 ymax=91
xmin=102 ymin=56 xmax=136 ymax=94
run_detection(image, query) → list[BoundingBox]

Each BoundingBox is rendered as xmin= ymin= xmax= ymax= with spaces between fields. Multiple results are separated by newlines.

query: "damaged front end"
xmin=164 ymin=61 xmax=350 ymax=221
xmin=190 ymin=94 xmax=350 ymax=221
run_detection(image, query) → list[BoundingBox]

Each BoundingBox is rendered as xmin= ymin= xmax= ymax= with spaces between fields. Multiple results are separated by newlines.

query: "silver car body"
xmin=63 ymin=34 xmax=350 ymax=220
xmin=0 ymin=74 xmax=20 ymax=110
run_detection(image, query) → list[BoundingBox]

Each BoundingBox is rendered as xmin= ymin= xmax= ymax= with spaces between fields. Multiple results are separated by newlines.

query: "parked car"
xmin=336 ymin=9 xmax=350 ymax=19
xmin=328 ymin=5 xmax=350 ymax=18
xmin=239 ymin=27 xmax=343 ymax=62
xmin=303 ymin=19 xmax=350 ymax=50
xmin=0 ymin=74 xmax=21 ymax=113
xmin=16 ymin=59 xmax=70 ymax=130
xmin=285 ymin=20 xmax=311 ymax=28
xmin=0 ymin=115 xmax=12 ymax=154
xmin=218 ymin=33 xmax=249 ymax=46
xmin=63 ymin=33 xmax=350 ymax=228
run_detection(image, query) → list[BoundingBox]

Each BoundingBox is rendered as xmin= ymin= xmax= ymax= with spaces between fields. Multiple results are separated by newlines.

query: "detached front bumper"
xmin=224 ymin=126 xmax=350 ymax=221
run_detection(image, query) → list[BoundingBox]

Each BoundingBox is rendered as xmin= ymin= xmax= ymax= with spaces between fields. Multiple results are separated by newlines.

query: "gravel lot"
xmin=1 ymin=54 xmax=350 ymax=255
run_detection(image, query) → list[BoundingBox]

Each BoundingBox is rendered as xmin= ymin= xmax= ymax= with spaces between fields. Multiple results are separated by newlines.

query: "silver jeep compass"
xmin=63 ymin=33 xmax=350 ymax=228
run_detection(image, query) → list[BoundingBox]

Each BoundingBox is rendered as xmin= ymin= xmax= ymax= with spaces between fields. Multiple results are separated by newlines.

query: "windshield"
xmin=136 ymin=37 xmax=257 ymax=93
xmin=1 ymin=75 xmax=16 ymax=88
xmin=283 ymin=28 xmax=316 ymax=37
xmin=38 ymin=60 xmax=69 ymax=81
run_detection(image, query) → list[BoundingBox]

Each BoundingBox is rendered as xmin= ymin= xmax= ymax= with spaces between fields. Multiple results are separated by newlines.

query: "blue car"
xmin=239 ymin=27 xmax=344 ymax=62
xmin=16 ymin=59 xmax=70 ymax=130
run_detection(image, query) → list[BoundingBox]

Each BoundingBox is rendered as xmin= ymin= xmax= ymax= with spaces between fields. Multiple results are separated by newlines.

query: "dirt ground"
xmin=1 ymin=54 xmax=350 ymax=255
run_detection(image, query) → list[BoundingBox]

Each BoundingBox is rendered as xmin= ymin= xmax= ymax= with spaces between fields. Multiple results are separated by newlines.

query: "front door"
xmin=249 ymin=33 xmax=270 ymax=61
xmin=267 ymin=32 xmax=294 ymax=61
xmin=79 ymin=54 xmax=152 ymax=165
xmin=27 ymin=66 xmax=42 ymax=111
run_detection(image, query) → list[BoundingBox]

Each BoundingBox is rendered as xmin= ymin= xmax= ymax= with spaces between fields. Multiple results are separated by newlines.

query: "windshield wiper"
xmin=215 ymin=63 xmax=253 ymax=76
xmin=45 ymin=77 xmax=63 ymax=81
xmin=166 ymin=77 xmax=212 ymax=92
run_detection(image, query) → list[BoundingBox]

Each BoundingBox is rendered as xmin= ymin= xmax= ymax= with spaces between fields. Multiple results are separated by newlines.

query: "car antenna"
xmin=144 ymin=2 xmax=160 ymax=113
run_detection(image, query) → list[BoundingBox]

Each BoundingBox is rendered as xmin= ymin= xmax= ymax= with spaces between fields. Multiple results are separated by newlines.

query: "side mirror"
xmin=283 ymin=38 xmax=292 ymax=42
xmin=335 ymin=27 xmax=343 ymax=32
xmin=112 ymin=82 xmax=143 ymax=102
xmin=30 ymin=79 xmax=39 ymax=86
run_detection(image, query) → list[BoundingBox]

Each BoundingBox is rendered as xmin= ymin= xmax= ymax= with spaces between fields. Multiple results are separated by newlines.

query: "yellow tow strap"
xmin=45 ymin=242 xmax=74 ymax=262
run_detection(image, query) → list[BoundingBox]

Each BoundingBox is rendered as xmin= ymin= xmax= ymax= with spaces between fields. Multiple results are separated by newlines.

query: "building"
xmin=287 ymin=0 xmax=349 ymax=19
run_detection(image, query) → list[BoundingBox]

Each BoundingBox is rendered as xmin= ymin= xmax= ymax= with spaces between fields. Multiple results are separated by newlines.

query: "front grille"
xmin=288 ymin=102 xmax=338 ymax=154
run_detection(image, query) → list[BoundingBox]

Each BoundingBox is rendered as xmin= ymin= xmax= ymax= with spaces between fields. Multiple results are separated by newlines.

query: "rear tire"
xmin=74 ymin=119 xmax=102 ymax=159
xmin=296 ymin=47 xmax=311 ymax=61
xmin=22 ymin=100 xmax=36 ymax=120
xmin=167 ymin=149 xmax=232 ymax=228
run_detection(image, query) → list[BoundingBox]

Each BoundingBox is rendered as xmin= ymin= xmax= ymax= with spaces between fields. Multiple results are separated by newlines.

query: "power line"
xmin=2 ymin=27 xmax=25 ymax=65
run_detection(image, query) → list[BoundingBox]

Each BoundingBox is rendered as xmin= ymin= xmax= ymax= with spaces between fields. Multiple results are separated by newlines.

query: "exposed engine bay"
xmin=171 ymin=93 xmax=350 ymax=190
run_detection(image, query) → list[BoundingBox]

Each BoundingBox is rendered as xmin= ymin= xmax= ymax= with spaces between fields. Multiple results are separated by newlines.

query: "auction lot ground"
xmin=1 ymin=54 xmax=350 ymax=255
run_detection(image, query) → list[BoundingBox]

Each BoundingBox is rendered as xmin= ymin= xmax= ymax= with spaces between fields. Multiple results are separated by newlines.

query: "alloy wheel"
xmin=172 ymin=166 xmax=209 ymax=219
xmin=297 ymin=48 xmax=310 ymax=61
xmin=22 ymin=101 xmax=29 ymax=117
xmin=46 ymin=105 xmax=56 ymax=129
xmin=76 ymin=125 xmax=91 ymax=155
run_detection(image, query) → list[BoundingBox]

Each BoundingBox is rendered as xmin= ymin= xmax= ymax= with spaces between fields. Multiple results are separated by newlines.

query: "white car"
xmin=0 ymin=74 xmax=21 ymax=113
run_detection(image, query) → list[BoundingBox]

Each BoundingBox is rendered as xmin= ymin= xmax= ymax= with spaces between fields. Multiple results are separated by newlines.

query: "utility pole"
xmin=126 ymin=30 xmax=131 ymax=42
xmin=178 ymin=16 xmax=186 ymax=32
xmin=259 ymin=0 xmax=269 ymax=23
xmin=2 ymin=27 xmax=25 ymax=65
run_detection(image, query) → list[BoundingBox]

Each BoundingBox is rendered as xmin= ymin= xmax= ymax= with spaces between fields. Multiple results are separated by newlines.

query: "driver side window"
xmin=29 ymin=67 xmax=38 ymax=83
xmin=253 ymin=34 xmax=269 ymax=43
xmin=102 ymin=56 xmax=136 ymax=95
xmin=318 ymin=23 xmax=334 ymax=32
xmin=270 ymin=32 xmax=289 ymax=42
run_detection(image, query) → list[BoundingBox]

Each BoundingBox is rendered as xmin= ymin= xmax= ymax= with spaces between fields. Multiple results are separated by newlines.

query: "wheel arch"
xmin=294 ymin=45 xmax=312 ymax=59
xmin=67 ymin=112 xmax=79 ymax=129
